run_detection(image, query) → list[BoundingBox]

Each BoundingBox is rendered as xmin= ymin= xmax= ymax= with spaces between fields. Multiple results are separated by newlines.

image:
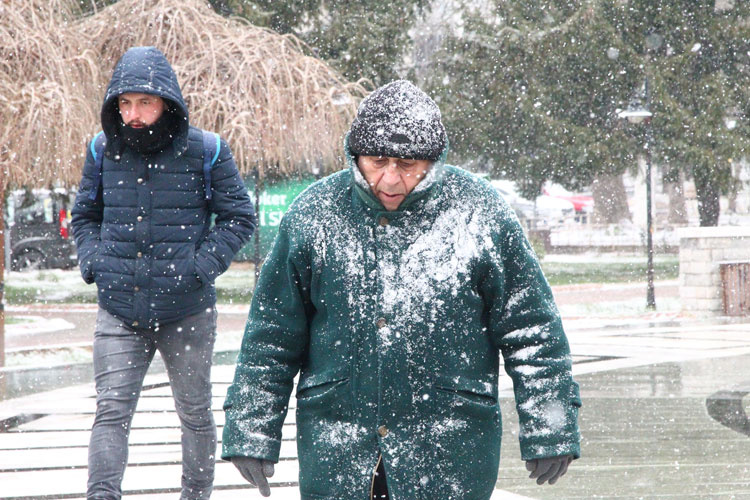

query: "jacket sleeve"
xmin=481 ymin=209 xmax=581 ymax=461
xmin=194 ymin=137 xmax=256 ymax=284
xmin=222 ymin=214 xmax=312 ymax=462
xmin=70 ymin=141 xmax=103 ymax=284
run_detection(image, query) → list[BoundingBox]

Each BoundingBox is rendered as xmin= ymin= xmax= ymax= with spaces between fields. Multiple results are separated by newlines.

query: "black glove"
xmin=525 ymin=454 xmax=573 ymax=485
xmin=230 ymin=456 xmax=275 ymax=496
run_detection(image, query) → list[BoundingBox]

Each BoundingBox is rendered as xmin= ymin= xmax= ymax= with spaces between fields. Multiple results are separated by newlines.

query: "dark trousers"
xmin=87 ymin=307 xmax=217 ymax=500
xmin=371 ymin=457 xmax=389 ymax=500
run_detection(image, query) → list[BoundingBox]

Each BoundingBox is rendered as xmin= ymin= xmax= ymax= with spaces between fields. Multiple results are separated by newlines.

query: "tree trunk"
xmin=728 ymin=188 xmax=737 ymax=213
xmin=591 ymin=173 xmax=631 ymax=224
xmin=411 ymin=4 xmax=446 ymax=86
xmin=665 ymin=170 xmax=688 ymax=224
xmin=694 ymin=173 xmax=721 ymax=226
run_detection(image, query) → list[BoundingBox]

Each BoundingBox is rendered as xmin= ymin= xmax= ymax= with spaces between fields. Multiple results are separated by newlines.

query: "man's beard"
xmin=121 ymin=111 xmax=178 ymax=154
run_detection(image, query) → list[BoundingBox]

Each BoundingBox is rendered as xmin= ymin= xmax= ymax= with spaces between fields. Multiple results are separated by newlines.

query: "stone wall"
xmin=678 ymin=226 xmax=750 ymax=315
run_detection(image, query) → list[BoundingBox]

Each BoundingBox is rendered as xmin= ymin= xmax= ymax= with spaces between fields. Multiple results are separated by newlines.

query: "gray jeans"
xmin=87 ymin=307 xmax=218 ymax=500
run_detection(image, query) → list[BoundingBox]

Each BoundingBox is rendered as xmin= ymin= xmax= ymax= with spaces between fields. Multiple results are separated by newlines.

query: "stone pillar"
xmin=678 ymin=226 xmax=750 ymax=315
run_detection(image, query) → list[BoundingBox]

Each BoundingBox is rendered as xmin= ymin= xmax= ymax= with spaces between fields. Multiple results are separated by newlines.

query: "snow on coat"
xmin=222 ymin=136 xmax=581 ymax=500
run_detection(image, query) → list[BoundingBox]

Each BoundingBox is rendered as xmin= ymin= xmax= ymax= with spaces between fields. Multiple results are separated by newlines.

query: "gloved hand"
xmin=525 ymin=454 xmax=573 ymax=485
xmin=230 ymin=456 xmax=275 ymax=496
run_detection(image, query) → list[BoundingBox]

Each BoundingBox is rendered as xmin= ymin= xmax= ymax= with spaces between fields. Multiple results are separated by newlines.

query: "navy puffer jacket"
xmin=72 ymin=46 xmax=255 ymax=328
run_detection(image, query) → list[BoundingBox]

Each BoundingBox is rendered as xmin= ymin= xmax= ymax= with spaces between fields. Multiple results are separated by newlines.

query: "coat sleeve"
xmin=70 ymin=141 xmax=103 ymax=284
xmin=481 ymin=210 xmax=581 ymax=461
xmin=222 ymin=214 xmax=312 ymax=462
xmin=194 ymin=137 xmax=256 ymax=284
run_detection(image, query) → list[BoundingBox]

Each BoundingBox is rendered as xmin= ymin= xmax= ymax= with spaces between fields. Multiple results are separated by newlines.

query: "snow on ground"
xmin=542 ymin=251 xmax=677 ymax=264
xmin=5 ymin=344 xmax=92 ymax=368
xmin=557 ymin=294 xmax=681 ymax=319
xmin=6 ymin=264 xmax=257 ymax=304
xmin=6 ymin=269 xmax=95 ymax=302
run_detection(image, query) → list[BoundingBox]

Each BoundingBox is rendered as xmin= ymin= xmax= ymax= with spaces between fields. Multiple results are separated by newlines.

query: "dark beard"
xmin=121 ymin=111 xmax=178 ymax=154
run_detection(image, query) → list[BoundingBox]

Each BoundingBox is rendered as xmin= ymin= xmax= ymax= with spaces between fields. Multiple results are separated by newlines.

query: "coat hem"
xmin=300 ymin=489 xmax=495 ymax=500
xmin=301 ymin=493 xmax=365 ymax=500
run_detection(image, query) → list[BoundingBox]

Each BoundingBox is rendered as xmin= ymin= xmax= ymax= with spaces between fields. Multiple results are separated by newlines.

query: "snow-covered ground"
xmin=6 ymin=252 xmax=672 ymax=303
xmin=5 ymin=263 xmax=257 ymax=304
xmin=549 ymin=222 xmax=678 ymax=248
xmin=542 ymin=251 xmax=674 ymax=264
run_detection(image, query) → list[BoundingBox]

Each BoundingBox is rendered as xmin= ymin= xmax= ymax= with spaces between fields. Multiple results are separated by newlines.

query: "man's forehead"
xmin=118 ymin=92 xmax=162 ymax=101
xmin=361 ymin=155 xmax=423 ymax=161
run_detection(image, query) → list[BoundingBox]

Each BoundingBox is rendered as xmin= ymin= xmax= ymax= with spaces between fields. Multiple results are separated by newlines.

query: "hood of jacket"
xmin=101 ymin=46 xmax=189 ymax=158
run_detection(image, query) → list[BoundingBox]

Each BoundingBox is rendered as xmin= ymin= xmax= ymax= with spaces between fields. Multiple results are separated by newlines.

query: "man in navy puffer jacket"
xmin=71 ymin=46 xmax=255 ymax=500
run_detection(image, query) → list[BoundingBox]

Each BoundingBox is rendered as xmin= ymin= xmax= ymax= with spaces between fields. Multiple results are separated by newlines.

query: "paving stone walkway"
xmin=2 ymin=316 xmax=750 ymax=499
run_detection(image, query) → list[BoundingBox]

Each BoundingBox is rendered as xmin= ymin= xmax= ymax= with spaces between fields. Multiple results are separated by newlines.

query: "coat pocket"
xmin=423 ymin=373 xmax=502 ymax=497
xmin=87 ymin=248 xmax=101 ymax=284
xmin=90 ymin=242 xmax=111 ymax=284
xmin=165 ymin=245 xmax=202 ymax=293
xmin=295 ymin=368 xmax=350 ymax=414
xmin=434 ymin=373 xmax=499 ymax=419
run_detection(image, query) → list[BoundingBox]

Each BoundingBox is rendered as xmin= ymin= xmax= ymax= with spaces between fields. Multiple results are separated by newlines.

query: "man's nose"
xmin=381 ymin=164 xmax=401 ymax=184
xmin=128 ymin=106 xmax=141 ymax=122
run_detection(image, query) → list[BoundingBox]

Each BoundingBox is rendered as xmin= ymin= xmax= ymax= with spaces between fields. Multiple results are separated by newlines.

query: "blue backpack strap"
xmin=88 ymin=131 xmax=106 ymax=201
xmin=201 ymin=130 xmax=221 ymax=200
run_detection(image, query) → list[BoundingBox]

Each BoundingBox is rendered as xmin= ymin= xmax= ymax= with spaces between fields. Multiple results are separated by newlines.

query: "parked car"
xmin=490 ymin=179 xmax=575 ymax=228
xmin=5 ymin=189 xmax=77 ymax=271
xmin=543 ymin=182 xmax=594 ymax=214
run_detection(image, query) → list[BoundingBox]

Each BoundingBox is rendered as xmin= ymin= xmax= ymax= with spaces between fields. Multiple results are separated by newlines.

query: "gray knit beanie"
xmin=348 ymin=80 xmax=447 ymax=161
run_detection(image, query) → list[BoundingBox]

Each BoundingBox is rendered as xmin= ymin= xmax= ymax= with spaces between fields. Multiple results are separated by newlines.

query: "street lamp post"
xmin=619 ymin=78 xmax=656 ymax=310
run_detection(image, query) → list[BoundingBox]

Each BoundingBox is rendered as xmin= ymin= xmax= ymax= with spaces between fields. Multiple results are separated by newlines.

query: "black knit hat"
xmin=348 ymin=80 xmax=447 ymax=161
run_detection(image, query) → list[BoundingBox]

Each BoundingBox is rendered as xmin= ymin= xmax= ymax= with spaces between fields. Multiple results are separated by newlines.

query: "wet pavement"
xmin=2 ymin=303 xmax=250 ymax=400
xmin=498 ymin=355 xmax=750 ymax=499
xmin=2 ymin=309 xmax=750 ymax=499
xmin=3 ymin=304 xmax=251 ymax=351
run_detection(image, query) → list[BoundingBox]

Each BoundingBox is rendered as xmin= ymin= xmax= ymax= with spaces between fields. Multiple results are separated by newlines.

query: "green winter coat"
xmin=223 ymin=139 xmax=581 ymax=500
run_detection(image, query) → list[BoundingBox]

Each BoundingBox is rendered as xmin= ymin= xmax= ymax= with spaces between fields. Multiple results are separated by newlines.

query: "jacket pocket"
xmin=193 ymin=246 xmax=212 ymax=285
xmin=188 ymin=246 xmax=202 ymax=287
xmin=434 ymin=373 xmax=499 ymax=419
xmin=168 ymin=246 xmax=202 ymax=293
xmin=83 ymin=248 xmax=99 ymax=284
xmin=89 ymin=245 xmax=106 ymax=284
xmin=295 ymin=368 xmax=350 ymax=413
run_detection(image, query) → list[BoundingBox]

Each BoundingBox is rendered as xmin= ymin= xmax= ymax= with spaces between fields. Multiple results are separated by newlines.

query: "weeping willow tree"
xmin=2 ymin=0 xmax=366 ymax=187
xmin=76 ymin=0 xmax=367 ymax=179
xmin=0 ymin=0 xmax=102 ymax=191
xmin=0 ymin=0 xmax=367 ymax=367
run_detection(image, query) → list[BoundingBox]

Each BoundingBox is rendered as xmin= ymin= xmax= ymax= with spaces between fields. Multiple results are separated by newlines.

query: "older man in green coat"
xmin=222 ymin=80 xmax=581 ymax=500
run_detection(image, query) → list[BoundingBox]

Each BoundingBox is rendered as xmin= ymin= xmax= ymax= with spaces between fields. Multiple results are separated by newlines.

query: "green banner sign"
xmin=235 ymin=176 xmax=315 ymax=261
